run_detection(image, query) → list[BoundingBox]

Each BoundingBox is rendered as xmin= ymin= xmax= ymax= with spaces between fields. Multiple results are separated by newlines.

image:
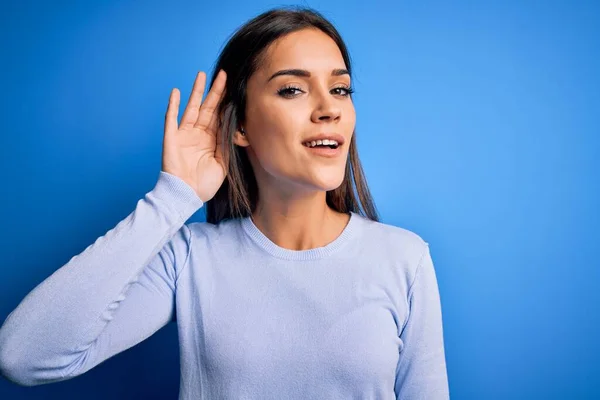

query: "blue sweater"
xmin=0 ymin=171 xmax=449 ymax=399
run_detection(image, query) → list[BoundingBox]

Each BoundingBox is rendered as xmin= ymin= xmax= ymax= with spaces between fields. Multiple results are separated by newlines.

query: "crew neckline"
xmin=240 ymin=211 xmax=360 ymax=261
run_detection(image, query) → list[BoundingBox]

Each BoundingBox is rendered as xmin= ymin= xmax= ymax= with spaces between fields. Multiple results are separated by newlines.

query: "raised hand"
xmin=162 ymin=69 xmax=228 ymax=202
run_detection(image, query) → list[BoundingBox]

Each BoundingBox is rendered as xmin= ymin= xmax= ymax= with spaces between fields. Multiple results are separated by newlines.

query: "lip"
xmin=301 ymin=133 xmax=346 ymax=147
xmin=304 ymin=145 xmax=343 ymax=158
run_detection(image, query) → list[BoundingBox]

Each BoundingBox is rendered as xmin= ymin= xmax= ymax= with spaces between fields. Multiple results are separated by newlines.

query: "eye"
xmin=277 ymin=85 xmax=304 ymax=98
xmin=331 ymin=86 xmax=355 ymax=96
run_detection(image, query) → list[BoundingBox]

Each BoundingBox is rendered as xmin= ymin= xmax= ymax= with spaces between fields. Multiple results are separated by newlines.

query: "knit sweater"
xmin=0 ymin=171 xmax=449 ymax=399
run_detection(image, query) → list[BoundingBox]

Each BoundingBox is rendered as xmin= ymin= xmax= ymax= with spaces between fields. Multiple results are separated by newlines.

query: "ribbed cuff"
xmin=150 ymin=171 xmax=204 ymax=222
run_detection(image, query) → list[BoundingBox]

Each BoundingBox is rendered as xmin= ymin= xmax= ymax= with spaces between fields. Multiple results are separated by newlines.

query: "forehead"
xmin=261 ymin=28 xmax=346 ymax=74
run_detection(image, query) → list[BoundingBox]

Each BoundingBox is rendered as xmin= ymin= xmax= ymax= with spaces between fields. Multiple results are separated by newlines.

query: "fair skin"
xmin=164 ymin=28 xmax=355 ymax=251
xmin=234 ymin=28 xmax=355 ymax=250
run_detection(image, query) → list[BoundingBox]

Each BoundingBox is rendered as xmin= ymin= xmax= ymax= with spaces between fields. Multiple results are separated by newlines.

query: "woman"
xmin=0 ymin=7 xmax=449 ymax=399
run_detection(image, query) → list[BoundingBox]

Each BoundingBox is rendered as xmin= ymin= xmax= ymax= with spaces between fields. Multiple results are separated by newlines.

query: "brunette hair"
xmin=205 ymin=6 xmax=379 ymax=224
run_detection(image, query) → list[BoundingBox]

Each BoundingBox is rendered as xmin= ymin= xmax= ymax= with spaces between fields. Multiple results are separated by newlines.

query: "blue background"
xmin=1 ymin=0 xmax=599 ymax=398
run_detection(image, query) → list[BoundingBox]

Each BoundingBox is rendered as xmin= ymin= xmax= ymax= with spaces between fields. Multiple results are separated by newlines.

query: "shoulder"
xmin=353 ymin=214 xmax=430 ymax=280
xmin=184 ymin=217 xmax=242 ymax=246
xmin=356 ymin=214 xmax=428 ymax=256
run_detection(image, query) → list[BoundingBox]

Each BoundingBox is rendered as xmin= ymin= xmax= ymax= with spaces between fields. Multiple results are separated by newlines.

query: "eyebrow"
xmin=267 ymin=68 xmax=350 ymax=82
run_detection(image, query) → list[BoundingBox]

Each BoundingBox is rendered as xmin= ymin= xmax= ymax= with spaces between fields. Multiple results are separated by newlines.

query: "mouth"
xmin=302 ymin=138 xmax=340 ymax=150
xmin=301 ymin=139 xmax=343 ymax=158
xmin=301 ymin=134 xmax=345 ymax=158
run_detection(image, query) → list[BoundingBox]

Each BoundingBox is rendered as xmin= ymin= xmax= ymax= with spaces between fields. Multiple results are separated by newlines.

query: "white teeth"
xmin=304 ymin=139 xmax=339 ymax=148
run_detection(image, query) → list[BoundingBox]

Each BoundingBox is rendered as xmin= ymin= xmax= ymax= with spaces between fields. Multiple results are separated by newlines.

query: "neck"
xmin=251 ymin=188 xmax=349 ymax=251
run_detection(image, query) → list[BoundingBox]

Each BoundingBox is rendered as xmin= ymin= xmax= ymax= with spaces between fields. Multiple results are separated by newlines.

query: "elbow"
xmin=0 ymin=328 xmax=52 ymax=387
xmin=0 ymin=329 xmax=88 ymax=387
xmin=0 ymin=345 xmax=70 ymax=387
xmin=0 ymin=312 xmax=37 ymax=386
xmin=0 ymin=346 xmax=39 ymax=387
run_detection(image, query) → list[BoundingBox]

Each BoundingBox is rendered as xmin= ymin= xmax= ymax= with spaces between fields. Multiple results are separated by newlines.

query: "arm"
xmin=0 ymin=171 xmax=203 ymax=386
xmin=395 ymin=244 xmax=450 ymax=399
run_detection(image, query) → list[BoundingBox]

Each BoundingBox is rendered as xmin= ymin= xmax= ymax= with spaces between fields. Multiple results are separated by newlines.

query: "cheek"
xmin=266 ymin=100 xmax=307 ymax=128
xmin=247 ymin=101 xmax=306 ymax=148
xmin=248 ymin=100 xmax=286 ymax=132
xmin=245 ymin=102 xmax=305 ymax=171
xmin=344 ymin=102 xmax=357 ymax=130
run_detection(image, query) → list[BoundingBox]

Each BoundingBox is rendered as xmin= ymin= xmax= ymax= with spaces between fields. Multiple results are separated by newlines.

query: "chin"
xmin=308 ymin=173 xmax=346 ymax=192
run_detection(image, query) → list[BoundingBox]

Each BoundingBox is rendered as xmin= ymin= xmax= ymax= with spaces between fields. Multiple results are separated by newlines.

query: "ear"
xmin=233 ymin=128 xmax=250 ymax=147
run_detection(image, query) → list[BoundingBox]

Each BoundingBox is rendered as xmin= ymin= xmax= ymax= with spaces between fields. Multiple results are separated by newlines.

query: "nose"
xmin=310 ymin=88 xmax=341 ymax=123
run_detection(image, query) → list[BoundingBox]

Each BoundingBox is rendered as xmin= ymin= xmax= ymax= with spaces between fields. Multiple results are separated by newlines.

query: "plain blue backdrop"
xmin=1 ymin=0 xmax=598 ymax=398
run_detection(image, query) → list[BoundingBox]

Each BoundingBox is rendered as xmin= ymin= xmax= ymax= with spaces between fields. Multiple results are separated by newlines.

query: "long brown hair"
xmin=205 ymin=6 xmax=379 ymax=224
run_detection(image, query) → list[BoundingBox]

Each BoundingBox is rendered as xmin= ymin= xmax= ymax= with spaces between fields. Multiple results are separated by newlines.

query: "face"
xmin=235 ymin=28 xmax=356 ymax=196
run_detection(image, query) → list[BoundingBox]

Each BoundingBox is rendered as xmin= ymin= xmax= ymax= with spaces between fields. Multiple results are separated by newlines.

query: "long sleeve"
xmin=394 ymin=244 xmax=450 ymax=399
xmin=0 ymin=171 xmax=204 ymax=386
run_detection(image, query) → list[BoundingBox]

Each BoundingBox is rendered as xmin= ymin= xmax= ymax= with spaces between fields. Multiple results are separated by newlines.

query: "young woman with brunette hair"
xmin=0 ymin=7 xmax=449 ymax=399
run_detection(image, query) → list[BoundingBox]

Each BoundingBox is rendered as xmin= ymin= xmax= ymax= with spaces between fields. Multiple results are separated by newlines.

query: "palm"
xmin=162 ymin=70 xmax=228 ymax=202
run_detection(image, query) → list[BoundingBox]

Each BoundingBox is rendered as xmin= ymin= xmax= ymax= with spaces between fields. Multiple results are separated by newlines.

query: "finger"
xmin=180 ymin=71 xmax=207 ymax=128
xmin=214 ymin=117 xmax=227 ymax=167
xmin=215 ymin=132 xmax=225 ymax=165
xmin=195 ymin=69 xmax=227 ymax=130
xmin=197 ymin=72 xmax=227 ymax=135
xmin=164 ymin=88 xmax=180 ymax=135
xmin=205 ymin=88 xmax=226 ymax=138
